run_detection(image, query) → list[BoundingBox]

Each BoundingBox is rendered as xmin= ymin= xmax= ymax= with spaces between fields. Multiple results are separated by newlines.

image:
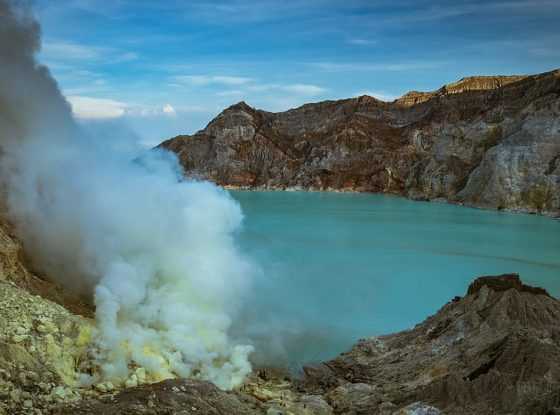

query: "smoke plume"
xmin=0 ymin=0 xmax=254 ymax=389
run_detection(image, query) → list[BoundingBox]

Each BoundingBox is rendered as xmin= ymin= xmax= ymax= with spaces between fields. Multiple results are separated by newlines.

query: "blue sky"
xmin=33 ymin=0 xmax=560 ymax=147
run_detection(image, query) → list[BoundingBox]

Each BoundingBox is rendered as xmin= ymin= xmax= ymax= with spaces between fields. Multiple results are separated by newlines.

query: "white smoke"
xmin=0 ymin=0 xmax=253 ymax=389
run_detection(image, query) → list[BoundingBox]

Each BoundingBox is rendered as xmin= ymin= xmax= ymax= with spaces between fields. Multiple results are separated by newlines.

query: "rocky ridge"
xmin=300 ymin=273 xmax=560 ymax=414
xmin=395 ymin=75 xmax=527 ymax=106
xmin=160 ymin=69 xmax=560 ymax=216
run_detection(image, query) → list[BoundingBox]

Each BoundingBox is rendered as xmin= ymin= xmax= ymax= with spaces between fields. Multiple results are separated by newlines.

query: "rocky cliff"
xmin=160 ymin=69 xmax=560 ymax=216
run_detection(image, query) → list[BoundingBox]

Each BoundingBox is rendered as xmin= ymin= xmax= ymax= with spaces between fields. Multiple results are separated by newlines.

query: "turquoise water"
xmin=230 ymin=191 xmax=560 ymax=367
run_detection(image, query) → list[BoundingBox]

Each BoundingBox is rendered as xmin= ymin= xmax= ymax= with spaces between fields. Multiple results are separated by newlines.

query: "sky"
xmin=32 ymin=0 xmax=560 ymax=147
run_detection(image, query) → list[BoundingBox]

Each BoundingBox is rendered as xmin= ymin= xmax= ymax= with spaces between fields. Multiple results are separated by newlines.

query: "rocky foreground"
xmin=160 ymin=69 xmax=560 ymax=216
xmin=1 ymin=217 xmax=560 ymax=414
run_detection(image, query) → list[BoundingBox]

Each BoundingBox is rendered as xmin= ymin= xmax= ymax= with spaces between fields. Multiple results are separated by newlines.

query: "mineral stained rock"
xmin=55 ymin=379 xmax=264 ymax=415
xmin=160 ymin=69 xmax=560 ymax=216
xmin=0 ymin=218 xmax=95 ymax=415
xmin=1 ymin=210 xmax=558 ymax=414
xmin=56 ymin=273 xmax=560 ymax=415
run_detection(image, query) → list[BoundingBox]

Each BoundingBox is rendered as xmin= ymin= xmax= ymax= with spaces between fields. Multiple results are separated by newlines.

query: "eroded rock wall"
xmin=160 ymin=69 xmax=560 ymax=216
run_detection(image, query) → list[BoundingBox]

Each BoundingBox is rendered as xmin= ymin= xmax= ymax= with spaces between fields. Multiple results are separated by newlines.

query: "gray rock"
xmin=55 ymin=379 xmax=263 ymax=414
xmin=48 ymin=274 xmax=560 ymax=415
xmin=395 ymin=402 xmax=441 ymax=415
xmin=301 ymin=274 xmax=560 ymax=415
xmin=160 ymin=69 xmax=560 ymax=216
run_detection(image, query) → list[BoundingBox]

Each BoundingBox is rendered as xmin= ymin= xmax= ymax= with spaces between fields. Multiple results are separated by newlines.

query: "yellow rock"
xmin=135 ymin=367 xmax=147 ymax=384
xmin=125 ymin=374 xmax=138 ymax=388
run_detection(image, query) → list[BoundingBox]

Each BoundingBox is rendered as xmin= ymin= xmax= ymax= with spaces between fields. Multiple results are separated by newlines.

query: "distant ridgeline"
xmin=159 ymin=69 xmax=560 ymax=217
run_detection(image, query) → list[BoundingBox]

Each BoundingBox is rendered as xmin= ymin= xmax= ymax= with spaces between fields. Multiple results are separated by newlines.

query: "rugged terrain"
xmin=0 ymin=217 xmax=95 ymax=414
xmin=160 ymin=69 xmax=560 ymax=216
xmin=299 ymin=274 xmax=560 ymax=414
xmin=2 ymin=208 xmax=560 ymax=414
xmin=60 ymin=274 xmax=560 ymax=415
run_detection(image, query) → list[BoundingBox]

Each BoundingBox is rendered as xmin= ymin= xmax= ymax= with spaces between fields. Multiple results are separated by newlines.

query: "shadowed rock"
xmin=301 ymin=274 xmax=560 ymax=414
xmin=54 ymin=274 xmax=560 ymax=414
xmin=54 ymin=379 xmax=264 ymax=415
xmin=466 ymin=273 xmax=551 ymax=297
xmin=160 ymin=69 xmax=560 ymax=216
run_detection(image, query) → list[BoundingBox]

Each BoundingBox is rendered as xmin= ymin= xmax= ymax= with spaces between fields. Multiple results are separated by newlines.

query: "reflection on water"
xmin=230 ymin=191 xmax=560 ymax=368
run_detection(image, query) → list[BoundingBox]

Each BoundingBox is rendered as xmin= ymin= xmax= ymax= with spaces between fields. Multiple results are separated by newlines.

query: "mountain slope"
xmin=0 ymin=215 xmax=94 ymax=414
xmin=160 ymin=69 xmax=560 ymax=216
xmin=300 ymin=274 xmax=560 ymax=414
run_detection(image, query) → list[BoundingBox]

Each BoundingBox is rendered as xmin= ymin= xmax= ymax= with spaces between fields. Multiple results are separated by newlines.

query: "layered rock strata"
xmin=160 ymin=69 xmax=560 ymax=216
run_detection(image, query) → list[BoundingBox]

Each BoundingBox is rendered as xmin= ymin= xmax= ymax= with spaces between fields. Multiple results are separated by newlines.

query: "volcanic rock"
xmin=160 ymin=69 xmax=560 ymax=216
xmin=0 ymin=219 xmax=95 ymax=414
xmin=1 ymin=206 xmax=559 ymax=414
xmin=300 ymin=273 xmax=560 ymax=414
xmin=53 ymin=273 xmax=560 ymax=415
xmin=55 ymin=379 xmax=264 ymax=415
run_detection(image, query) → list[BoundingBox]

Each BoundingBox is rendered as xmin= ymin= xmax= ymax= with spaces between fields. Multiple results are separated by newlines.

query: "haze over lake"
xmin=232 ymin=191 xmax=560 ymax=367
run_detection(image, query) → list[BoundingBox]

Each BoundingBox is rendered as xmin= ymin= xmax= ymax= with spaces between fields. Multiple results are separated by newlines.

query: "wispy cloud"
xmin=42 ymin=41 xmax=104 ymax=60
xmin=176 ymin=75 xmax=328 ymax=97
xmin=217 ymin=83 xmax=327 ymax=98
xmin=37 ymin=0 xmax=131 ymax=20
xmin=66 ymin=96 xmax=205 ymax=120
xmin=113 ymin=51 xmax=139 ymax=63
xmin=41 ymin=40 xmax=139 ymax=64
xmin=353 ymin=90 xmax=399 ymax=101
xmin=174 ymin=75 xmax=254 ymax=86
xmin=529 ymin=47 xmax=560 ymax=58
xmin=34 ymin=0 xmax=560 ymax=139
xmin=67 ymin=96 xmax=128 ymax=119
xmin=162 ymin=104 xmax=177 ymax=116
xmin=312 ymin=61 xmax=444 ymax=72
xmin=282 ymin=84 xmax=326 ymax=96
xmin=347 ymin=38 xmax=377 ymax=46
xmin=216 ymin=90 xmax=245 ymax=97
xmin=183 ymin=0 xmax=332 ymax=24
xmin=386 ymin=0 xmax=560 ymax=24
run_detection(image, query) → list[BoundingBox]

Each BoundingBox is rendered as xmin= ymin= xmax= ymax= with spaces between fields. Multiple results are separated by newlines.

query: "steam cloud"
xmin=0 ymin=0 xmax=254 ymax=389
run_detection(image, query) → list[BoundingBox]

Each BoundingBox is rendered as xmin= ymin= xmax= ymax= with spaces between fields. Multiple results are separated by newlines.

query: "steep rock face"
xmin=160 ymin=69 xmax=560 ymax=216
xmin=300 ymin=274 xmax=560 ymax=414
xmin=395 ymin=75 xmax=527 ymax=106
xmin=438 ymin=75 xmax=527 ymax=95
xmin=0 ymin=216 xmax=92 ymax=317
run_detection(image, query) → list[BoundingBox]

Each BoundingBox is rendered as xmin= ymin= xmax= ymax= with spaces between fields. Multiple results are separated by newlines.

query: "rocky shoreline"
xmin=223 ymin=185 xmax=560 ymax=219
xmin=2 ymin=208 xmax=559 ymax=414
xmin=57 ymin=273 xmax=560 ymax=415
xmin=160 ymin=69 xmax=560 ymax=217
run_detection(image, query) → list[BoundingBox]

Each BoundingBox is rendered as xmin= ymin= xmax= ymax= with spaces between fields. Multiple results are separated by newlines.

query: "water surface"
xmin=231 ymin=191 xmax=560 ymax=367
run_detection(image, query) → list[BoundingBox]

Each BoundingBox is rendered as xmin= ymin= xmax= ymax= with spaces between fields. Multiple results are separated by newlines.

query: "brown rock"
xmin=301 ymin=274 xmax=560 ymax=414
xmin=33 ymin=274 xmax=560 ymax=415
xmin=54 ymin=379 xmax=264 ymax=415
xmin=466 ymin=273 xmax=550 ymax=297
xmin=160 ymin=69 xmax=560 ymax=216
